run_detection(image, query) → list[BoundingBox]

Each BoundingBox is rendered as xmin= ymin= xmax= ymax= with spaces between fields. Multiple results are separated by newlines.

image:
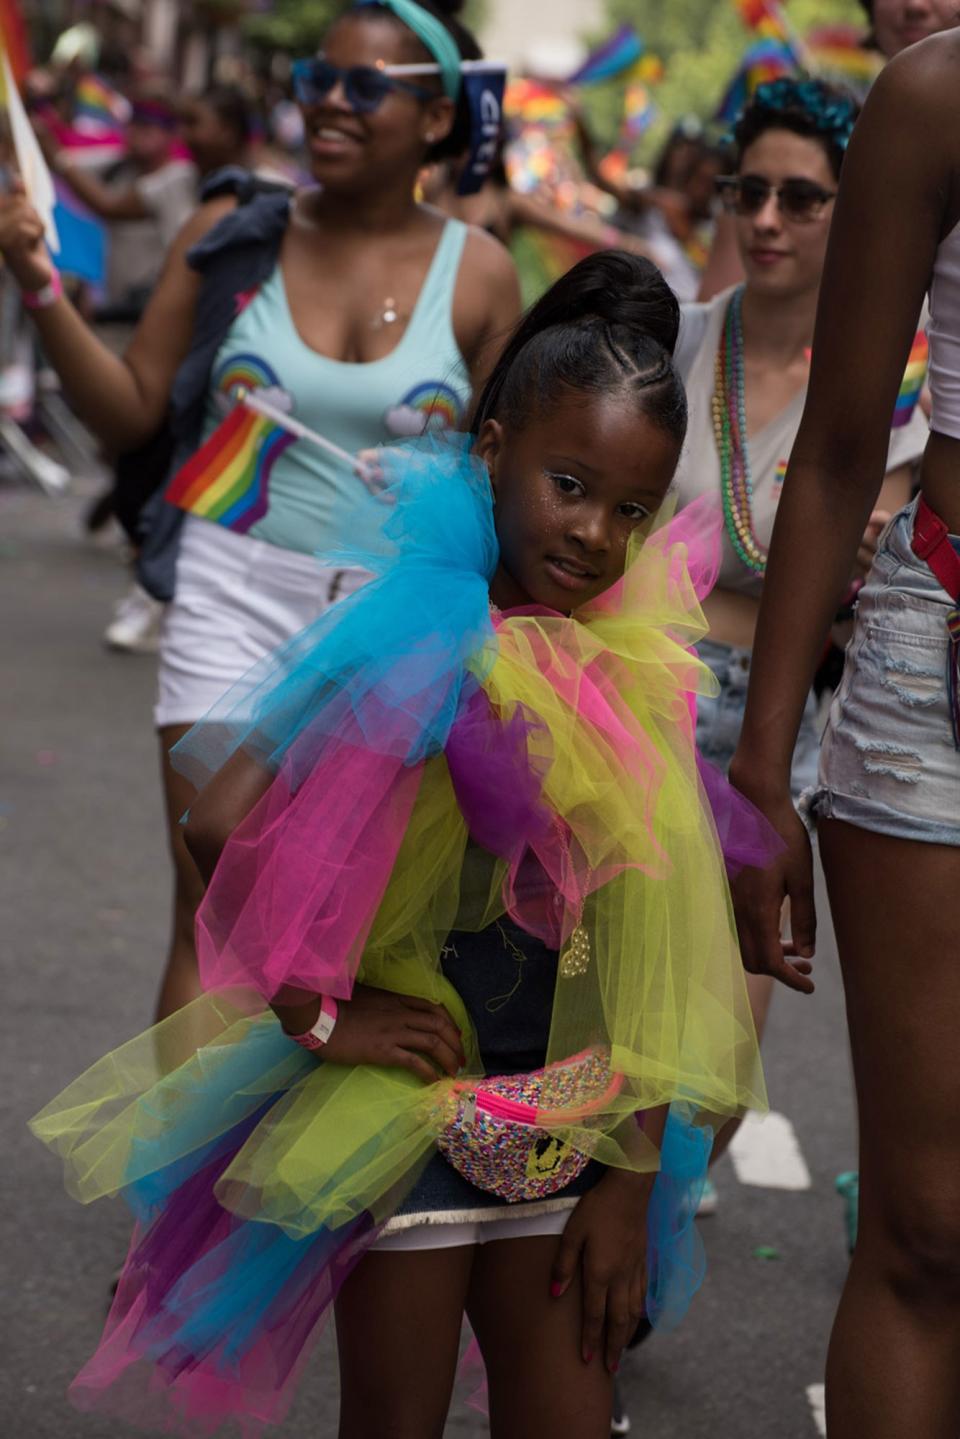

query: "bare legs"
xmin=820 ymin=818 xmax=960 ymax=1438
xmin=335 ymin=1237 xmax=613 ymax=1439
xmin=154 ymin=722 xmax=205 ymax=1022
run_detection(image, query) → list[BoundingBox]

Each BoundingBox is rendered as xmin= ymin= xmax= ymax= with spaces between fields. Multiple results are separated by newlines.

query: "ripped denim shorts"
xmin=811 ymin=497 xmax=960 ymax=845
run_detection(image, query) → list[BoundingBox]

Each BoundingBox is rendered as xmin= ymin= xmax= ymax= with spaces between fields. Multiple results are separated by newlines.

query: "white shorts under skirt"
xmin=373 ymin=1199 xmax=576 ymax=1252
xmin=154 ymin=515 xmax=366 ymax=728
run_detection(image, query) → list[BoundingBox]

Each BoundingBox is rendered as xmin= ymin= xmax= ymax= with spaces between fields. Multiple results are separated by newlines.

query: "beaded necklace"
xmin=711 ymin=285 xmax=767 ymax=576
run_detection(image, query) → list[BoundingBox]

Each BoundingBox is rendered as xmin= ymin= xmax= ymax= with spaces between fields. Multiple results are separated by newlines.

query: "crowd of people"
xmin=5 ymin=0 xmax=960 ymax=1435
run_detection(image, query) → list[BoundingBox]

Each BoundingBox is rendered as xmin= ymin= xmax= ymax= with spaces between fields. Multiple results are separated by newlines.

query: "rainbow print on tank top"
xmin=166 ymin=401 xmax=296 ymax=533
xmin=892 ymin=331 xmax=929 ymax=428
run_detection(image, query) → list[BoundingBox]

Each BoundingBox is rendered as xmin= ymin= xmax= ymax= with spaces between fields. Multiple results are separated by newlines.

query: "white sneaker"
xmin=696 ymin=1178 xmax=719 ymax=1216
xmin=611 ymin=1378 xmax=631 ymax=1434
xmin=103 ymin=583 xmax=164 ymax=653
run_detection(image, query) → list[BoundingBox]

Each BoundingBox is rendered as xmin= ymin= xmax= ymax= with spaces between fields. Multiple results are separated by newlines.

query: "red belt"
xmin=911 ymin=494 xmax=960 ymax=747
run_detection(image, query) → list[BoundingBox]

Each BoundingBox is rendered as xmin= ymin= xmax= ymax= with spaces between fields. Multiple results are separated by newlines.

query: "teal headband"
xmin=354 ymin=0 xmax=462 ymax=99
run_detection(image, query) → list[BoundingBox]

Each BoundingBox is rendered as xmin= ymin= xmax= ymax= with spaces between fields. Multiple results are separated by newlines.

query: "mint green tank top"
xmin=196 ymin=218 xmax=471 ymax=555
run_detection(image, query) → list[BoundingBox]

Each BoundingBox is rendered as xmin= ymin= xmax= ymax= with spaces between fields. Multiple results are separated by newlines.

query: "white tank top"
xmin=928 ymin=216 xmax=960 ymax=440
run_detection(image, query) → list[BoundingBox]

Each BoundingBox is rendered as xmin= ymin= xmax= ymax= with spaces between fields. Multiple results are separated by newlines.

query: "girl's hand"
xmin=0 ymin=177 xmax=54 ymax=292
xmin=288 ymin=984 xmax=466 ymax=1082
xmin=550 ymin=1169 xmax=652 ymax=1373
xmin=728 ymin=773 xmax=817 ymax=995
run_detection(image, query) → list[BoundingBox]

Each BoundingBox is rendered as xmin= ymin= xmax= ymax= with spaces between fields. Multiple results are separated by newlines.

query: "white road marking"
xmin=728 ymin=1110 xmax=812 ymax=1191
xmin=806 ymin=1383 xmax=826 ymax=1436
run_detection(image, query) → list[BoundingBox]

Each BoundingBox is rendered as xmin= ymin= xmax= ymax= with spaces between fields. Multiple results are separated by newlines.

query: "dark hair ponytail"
xmin=471 ymin=250 xmax=687 ymax=446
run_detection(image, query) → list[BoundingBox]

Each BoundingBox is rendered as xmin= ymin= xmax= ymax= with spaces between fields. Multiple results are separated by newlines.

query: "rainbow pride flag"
xmin=166 ymin=401 xmax=296 ymax=532
xmin=716 ymin=38 xmax=800 ymax=123
xmin=892 ymin=331 xmax=929 ymax=429
xmin=621 ymin=81 xmax=658 ymax=142
xmin=74 ymin=73 xmax=130 ymax=134
xmin=806 ymin=25 xmax=883 ymax=90
xmin=568 ymin=25 xmax=645 ymax=86
xmin=737 ymin=0 xmax=788 ymax=40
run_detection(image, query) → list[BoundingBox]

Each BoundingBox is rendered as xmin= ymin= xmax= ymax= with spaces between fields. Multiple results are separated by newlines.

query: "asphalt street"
xmin=2 ymin=474 xmax=857 ymax=1438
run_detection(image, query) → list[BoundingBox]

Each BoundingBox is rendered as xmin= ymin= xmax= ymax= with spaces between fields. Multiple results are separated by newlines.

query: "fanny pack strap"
xmin=912 ymin=495 xmax=960 ymax=748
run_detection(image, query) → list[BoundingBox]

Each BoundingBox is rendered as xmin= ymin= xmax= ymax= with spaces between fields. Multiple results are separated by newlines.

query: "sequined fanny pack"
xmin=437 ymin=1048 xmax=624 ymax=1202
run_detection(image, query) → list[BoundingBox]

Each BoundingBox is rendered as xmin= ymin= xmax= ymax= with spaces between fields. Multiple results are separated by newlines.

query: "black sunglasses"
xmin=291 ymin=56 xmax=437 ymax=113
xmin=715 ymin=174 xmax=837 ymax=222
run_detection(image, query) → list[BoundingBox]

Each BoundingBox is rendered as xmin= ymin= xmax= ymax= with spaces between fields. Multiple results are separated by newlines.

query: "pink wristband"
xmin=290 ymin=995 xmax=339 ymax=1052
xmin=21 ymin=271 xmax=63 ymax=310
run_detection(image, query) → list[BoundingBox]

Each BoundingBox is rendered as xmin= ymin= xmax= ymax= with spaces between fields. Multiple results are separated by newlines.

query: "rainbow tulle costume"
xmin=31 ymin=435 xmax=772 ymax=1436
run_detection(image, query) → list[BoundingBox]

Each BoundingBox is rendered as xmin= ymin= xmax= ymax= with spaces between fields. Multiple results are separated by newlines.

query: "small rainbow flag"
xmin=166 ymin=401 xmax=296 ymax=532
xmin=773 ymin=459 xmax=788 ymax=489
xmin=74 ymin=73 xmax=130 ymax=133
xmin=621 ymin=81 xmax=658 ymax=143
xmin=715 ymin=38 xmax=800 ymax=123
xmin=737 ymin=0 xmax=788 ymax=40
xmin=567 ymin=25 xmax=645 ymax=87
xmin=892 ymin=331 xmax=929 ymax=429
xmin=806 ymin=26 xmax=883 ymax=90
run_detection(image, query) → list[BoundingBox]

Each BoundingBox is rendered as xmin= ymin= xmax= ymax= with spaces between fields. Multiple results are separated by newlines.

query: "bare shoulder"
xmin=863 ymin=30 xmax=960 ymax=137
xmin=173 ymin=195 xmax=240 ymax=255
xmin=459 ymin=223 xmax=516 ymax=285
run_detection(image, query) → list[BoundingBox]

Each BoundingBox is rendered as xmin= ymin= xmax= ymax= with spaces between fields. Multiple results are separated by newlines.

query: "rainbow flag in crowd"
xmin=74 ymin=73 xmax=130 ymax=133
xmin=568 ymin=25 xmax=645 ymax=86
xmin=716 ymin=38 xmax=800 ymax=122
xmin=806 ymin=25 xmax=883 ymax=89
xmin=0 ymin=0 xmax=29 ymax=83
xmin=504 ymin=78 xmax=570 ymax=129
xmin=621 ymin=81 xmax=657 ymax=142
xmin=892 ymin=331 xmax=929 ymax=428
xmin=737 ymin=0 xmax=790 ymax=41
xmin=166 ymin=401 xmax=296 ymax=532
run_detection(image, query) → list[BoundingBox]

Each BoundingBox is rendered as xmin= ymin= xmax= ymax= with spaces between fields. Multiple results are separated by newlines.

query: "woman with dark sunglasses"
xmin=0 ymin=1 xmax=520 ymax=1021
xmin=731 ymin=26 xmax=960 ymax=1438
xmin=669 ymin=78 xmax=926 ymax=1164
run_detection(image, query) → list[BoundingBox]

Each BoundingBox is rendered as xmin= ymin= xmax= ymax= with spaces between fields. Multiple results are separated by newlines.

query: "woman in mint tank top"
xmin=0 ymin=0 xmax=521 ymax=1019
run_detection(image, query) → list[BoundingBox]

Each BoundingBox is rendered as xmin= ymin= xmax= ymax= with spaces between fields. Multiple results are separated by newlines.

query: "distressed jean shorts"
xmin=811 ymin=498 xmax=960 ymax=846
xmin=697 ymin=638 xmax=821 ymax=801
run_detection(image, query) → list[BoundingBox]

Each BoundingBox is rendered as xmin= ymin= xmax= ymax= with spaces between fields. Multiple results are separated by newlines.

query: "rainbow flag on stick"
xmin=166 ymin=391 xmax=368 ymax=533
xmin=892 ymin=331 xmax=929 ymax=429
xmin=568 ymin=25 xmax=645 ymax=86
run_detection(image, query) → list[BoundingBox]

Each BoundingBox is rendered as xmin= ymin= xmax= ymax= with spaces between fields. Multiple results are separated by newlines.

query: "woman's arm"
xmin=0 ymin=184 xmax=235 ymax=449
xmin=182 ymin=750 xmax=466 ymax=1077
xmin=52 ymin=159 xmax=151 ymax=222
xmin=729 ymin=41 xmax=956 ymax=982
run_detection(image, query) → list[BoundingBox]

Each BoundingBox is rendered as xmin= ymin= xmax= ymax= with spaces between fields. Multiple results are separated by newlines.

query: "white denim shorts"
xmin=811 ymin=498 xmax=960 ymax=846
xmin=374 ymin=1200 xmax=575 ymax=1252
xmin=154 ymin=515 xmax=366 ymax=728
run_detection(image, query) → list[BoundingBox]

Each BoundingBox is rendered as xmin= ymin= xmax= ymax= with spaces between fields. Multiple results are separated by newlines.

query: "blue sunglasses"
xmin=291 ymin=56 xmax=439 ymax=113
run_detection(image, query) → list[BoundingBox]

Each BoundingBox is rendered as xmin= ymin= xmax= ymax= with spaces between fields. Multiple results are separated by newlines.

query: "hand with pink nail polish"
xmin=549 ymin=1168 xmax=654 ymax=1372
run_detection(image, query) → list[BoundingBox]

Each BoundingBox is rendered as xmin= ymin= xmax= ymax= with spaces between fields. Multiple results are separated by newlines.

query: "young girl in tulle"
xmin=33 ymin=251 xmax=770 ymax=1438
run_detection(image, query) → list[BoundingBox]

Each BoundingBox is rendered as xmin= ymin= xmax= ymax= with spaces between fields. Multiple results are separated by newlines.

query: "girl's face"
xmin=299 ymin=15 xmax=454 ymax=194
xmin=736 ymin=129 xmax=837 ymax=302
xmin=871 ymin=0 xmax=959 ymax=57
xmin=477 ymin=397 xmax=680 ymax=614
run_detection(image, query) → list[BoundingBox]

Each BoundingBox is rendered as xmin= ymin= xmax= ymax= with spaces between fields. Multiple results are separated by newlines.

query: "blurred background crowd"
xmin=0 ymin=0 xmax=907 ymax=659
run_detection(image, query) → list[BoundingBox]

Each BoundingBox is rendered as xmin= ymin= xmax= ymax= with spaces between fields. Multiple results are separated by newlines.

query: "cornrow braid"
xmin=472 ymin=252 xmax=687 ymax=446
